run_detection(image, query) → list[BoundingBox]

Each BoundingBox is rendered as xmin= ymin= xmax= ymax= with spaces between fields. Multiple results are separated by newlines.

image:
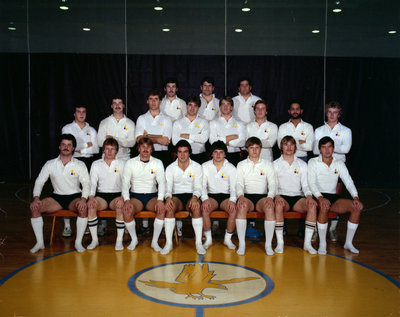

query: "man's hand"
xmin=264 ymin=197 xmax=274 ymax=209
xmin=115 ymin=197 xmax=124 ymax=210
xmin=87 ymin=196 xmax=97 ymax=209
xmin=188 ymin=196 xmax=200 ymax=211
xmin=87 ymin=142 xmax=93 ymax=148
xmin=201 ymin=199 xmax=211 ymax=213
xmin=226 ymin=134 xmax=238 ymax=145
xmin=165 ymin=197 xmax=175 ymax=212
xmin=306 ymin=195 xmax=317 ymax=208
xmin=237 ymin=195 xmax=247 ymax=209
xmin=30 ymin=197 xmax=42 ymax=213
xmin=156 ymin=136 xmax=170 ymax=146
xmin=180 ymin=133 xmax=190 ymax=139
xmin=155 ymin=200 xmax=165 ymax=213
xmin=298 ymin=140 xmax=306 ymax=144
xmin=123 ymin=201 xmax=133 ymax=214
xmin=353 ymin=197 xmax=363 ymax=211
xmin=76 ymin=198 xmax=87 ymax=213
xmin=227 ymin=201 xmax=237 ymax=214
xmin=275 ymin=195 xmax=286 ymax=207
xmin=317 ymin=196 xmax=331 ymax=210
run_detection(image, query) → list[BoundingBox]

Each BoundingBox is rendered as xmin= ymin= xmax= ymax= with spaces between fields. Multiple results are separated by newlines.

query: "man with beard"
xmin=29 ymin=134 xmax=90 ymax=253
xmin=160 ymin=77 xmax=187 ymax=122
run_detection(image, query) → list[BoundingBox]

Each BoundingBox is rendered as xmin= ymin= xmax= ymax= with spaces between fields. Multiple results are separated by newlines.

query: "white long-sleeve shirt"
xmin=313 ymin=122 xmax=352 ymax=162
xmin=209 ymin=116 xmax=246 ymax=153
xmin=246 ymin=120 xmax=278 ymax=161
xmin=121 ymin=156 xmax=165 ymax=201
xmin=236 ymin=158 xmax=276 ymax=198
xmin=97 ymin=115 xmax=136 ymax=161
xmin=89 ymin=158 xmax=125 ymax=196
xmin=135 ymin=111 xmax=172 ymax=152
xmin=273 ymin=156 xmax=311 ymax=197
xmin=278 ymin=119 xmax=314 ymax=158
xmin=160 ymin=96 xmax=187 ymax=121
xmin=172 ymin=116 xmax=209 ymax=154
xmin=307 ymin=155 xmax=358 ymax=199
xmin=199 ymin=94 xmax=220 ymax=121
xmin=201 ymin=159 xmax=237 ymax=203
xmin=232 ymin=93 xmax=261 ymax=124
xmin=33 ymin=156 xmax=90 ymax=199
xmin=165 ymin=159 xmax=202 ymax=198
xmin=62 ymin=121 xmax=99 ymax=158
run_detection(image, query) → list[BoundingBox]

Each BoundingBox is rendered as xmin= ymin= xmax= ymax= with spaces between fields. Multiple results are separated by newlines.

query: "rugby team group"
xmin=29 ymin=77 xmax=363 ymax=257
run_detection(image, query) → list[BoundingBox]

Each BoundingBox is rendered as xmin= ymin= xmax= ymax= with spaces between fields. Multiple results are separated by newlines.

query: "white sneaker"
xmin=62 ymin=227 xmax=72 ymax=237
xmin=177 ymin=226 xmax=183 ymax=237
xmin=98 ymin=224 xmax=106 ymax=237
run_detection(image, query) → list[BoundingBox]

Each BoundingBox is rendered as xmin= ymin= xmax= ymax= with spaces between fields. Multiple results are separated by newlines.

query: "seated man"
xmin=308 ymin=136 xmax=363 ymax=254
xmin=121 ymin=137 xmax=166 ymax=251
xmin=29 ymin=134 xmax=89 ymax=253
xmin=201 ymin=141 xmax=237 ymax=250
xmin=164 ymin=140 xmax=205 ymax=255
xmin=86 ymin=138 xmax=125 ymax=250
xmin=236 ymin=137 xmax=276 ymax=255
xmin=273 ymin=136 xmax=318 ymax=254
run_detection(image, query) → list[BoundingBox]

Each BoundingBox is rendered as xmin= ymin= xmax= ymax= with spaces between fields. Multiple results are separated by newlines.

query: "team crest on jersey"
xmin=294 ymin=168 xmax=299 ymax=174
xmin=114 ymin=168 xmax=119 ymax=173
xmin=158 ymin=121 xmax=163 ymax=126
xmin=260 ymin=170 xmax=265 ymax=176
xmin=124 ymin=125 xmax=128 ymax=131
xmin=176 ymin=105 xmax=181 ymax=110
xmin=151 ymin=169 xmax=155 ymax=174
xmin=232 ymin=123 xmax=237 ymax=128
xmin=336 ymin=132 xmax=340 ymax=136
xmin=300 ymin=130 xmax=305 ymax=136
xmin=334 ymin=169 xmax=339 ymax=174
xmin=221 ymin=173 xmax=226 ymax=179
xmin=195 ymin=124 xmax=200 ymax=129
xmin=264 ymin=128 xmax=269 ymax=133
xmin=70 ymin=170 xmax=76 ymax=176
xmin=129 ymin=261 xmax=273 ymax=307
xmin=189 ymin=173 xmax=194 ymax=178
xmin=86 ymin=131 xmax=91 ymax=136
xmin=211 ymin=106 xmax=216 ymax=111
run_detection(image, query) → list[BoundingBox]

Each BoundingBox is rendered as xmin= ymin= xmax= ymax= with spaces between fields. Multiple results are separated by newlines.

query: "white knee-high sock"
xmin=125 ymin=219 xmax=137 ymax=241
xmin=264 ymin=220 xmax=276 ymax=248
xmin=345 ymin=221 xmax=359 ymax=247
xmin=192 ymin=218 xmax=203 ymax=245
xmin=115 ymin=220 xmax=125 ymax=242
xmin=317 ymin=222 xmax=328 ymax=254
xmin=304 ymin=221 xmax=316 ymax=245
xmin=152 ymin=218 xmax=164 ymax=244
xmin=275 ymin=221 xmax=284 ymax=246
xmin=236 ymin=219 xmax=247 ymax=246
xmin=64 ymin=217 xmax=71 ymax=228
xmin=31 ymin=217 xmax=44 ymax=245
xmin=330 ymin=219 xmax=339 ymax=231
xmin=76 ymin=217 xmax=88 ymax=243
xmin=88 ymin=217 xmax=98 ymax=242
xmin=164 ymin=218 xmax=175 ymax=246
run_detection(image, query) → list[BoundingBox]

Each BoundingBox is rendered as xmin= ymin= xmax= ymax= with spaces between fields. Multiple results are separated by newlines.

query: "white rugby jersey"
xmin=89 ymin=158 xmax=125 ymax=195
xmin=165 ymin=159 xmax=202 ymax=198
xmin=160 ymin=96 xmax=187 ymax=121
xmin=62 ymin=121 xmax=99 ymax=158
xmin=172 ymin=116 xmax=209 ymax=154
xmin=246 ymin=120 xmax=278 ymax=161
xmin=199 ymin=94 xmax=219 ymax=121
xmin=209 ymin=116 xmax=246 ymax=153
xmin=232 ymin=93 xmax=261 ymax=124
xmin=278 ymin=119 xmax=314 ymax=158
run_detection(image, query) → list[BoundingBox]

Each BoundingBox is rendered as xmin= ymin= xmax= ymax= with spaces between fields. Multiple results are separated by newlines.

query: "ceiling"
xmin=1 ymin=0 xmax=399 ymax=57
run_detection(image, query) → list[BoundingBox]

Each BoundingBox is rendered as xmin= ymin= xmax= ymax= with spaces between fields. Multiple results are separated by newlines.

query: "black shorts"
xmin=321 ymin=193 xmax=340 ymax=206
xmin=208 ymin=193 xmax=230 ymax=207
xmin=130 ymin=192 xmax=158 ymax=207
xmin=244 ymin=194 xmax=266 ymax=210
xmin=50 ymin=193 xmax=82 ymax=210
xmin=96 ymin=192 xmax=121 ymax=205
xmin=174 ymin=193 xmax=195 ymax=208
xmin=280 ymin=195 xmax=304 ymax=210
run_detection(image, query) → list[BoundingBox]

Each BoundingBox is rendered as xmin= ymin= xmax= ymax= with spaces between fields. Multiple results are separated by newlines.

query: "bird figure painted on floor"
xmin=140 ymin=263 xmax=259 ymax=300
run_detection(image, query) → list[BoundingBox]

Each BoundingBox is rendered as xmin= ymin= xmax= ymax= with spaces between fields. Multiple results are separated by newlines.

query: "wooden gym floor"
xmin=0 ymin=184 xmax=398 ymax=316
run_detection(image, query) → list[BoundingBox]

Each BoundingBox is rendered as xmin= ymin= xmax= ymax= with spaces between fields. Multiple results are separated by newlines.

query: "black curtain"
xmin=1 ymin=53 xmax=399 ymax=187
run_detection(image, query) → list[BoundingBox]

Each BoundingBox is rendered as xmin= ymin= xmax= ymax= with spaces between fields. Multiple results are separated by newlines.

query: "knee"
xmin=78 ymin=210 xmax=88 ymax=218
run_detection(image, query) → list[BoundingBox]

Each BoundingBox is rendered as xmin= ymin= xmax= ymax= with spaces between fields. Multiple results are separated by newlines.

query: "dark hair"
xmin=200 ymin=76 xmax=215 ymax=86
xmin=163 ymin=77 xmax=179 ymax=88
xmin=219 ymin=96 xmax=234 ymax=108
xmin=175 ymin=140 xmax=192 ymax=155
xmin=137 ymin=136 xmax=155 ymax=152
xmin=210 ymin=141 xmax=228 ymax=155
xmin=254 ymin=99 xmax=269 ymax=112
xmin=325 ymin=100 xmax=342 ymax=115
xmin=103 ymin=137 xmax=119 ymax=153
xmin=238 ymin=77 xmax=252 ymax=87
xmin=60 ymin=133 xmax=77 ymax=153
xmin=147 ymin=90 xmax=163 ymax=100
xmin=318 ymin=136 xmax=335 ymax=149
xmin=288 ymin=99 xmax=302 ymax=109
xmin=245 ymin=136 xmax=262 ymax=148
xmin=75 ymin=105 xmax=87 ymax=110
xmin=280 ymin=135 xmax=297 ymax=154
xmin=186 ymin=95 xmax=201 ymax=107
xmin=111 ymin=96 xmax=125 ymax=104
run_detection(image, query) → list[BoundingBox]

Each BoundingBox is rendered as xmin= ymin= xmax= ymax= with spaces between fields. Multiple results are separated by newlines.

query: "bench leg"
xmin=50 ymin=216 xmax=56 ymax=246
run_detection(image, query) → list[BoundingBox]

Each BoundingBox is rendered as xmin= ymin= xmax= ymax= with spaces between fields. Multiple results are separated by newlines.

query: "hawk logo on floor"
xmin=139 ymin=263 xmax=258 ymax=300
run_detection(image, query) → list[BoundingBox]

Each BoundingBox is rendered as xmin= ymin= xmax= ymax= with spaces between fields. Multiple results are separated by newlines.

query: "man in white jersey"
xmin=172 ymin=95 xmax=209 ymax=164
xmin=232 ymin=77 xmax=261 ymax=124
xmin=98 ymin=96 xmax=136 ymax=161
xmin=273 ymin=136 xmax=318 ymax=254
xmin=160 ymin=77 xmax=187 ymax=121
xmin=29 ymin=134 xmax=89 ymax=253
xmin=61 ymin=105 xmax=99 ymax=237
xmin=236 ymin=137 xmax=276 ymax=255
xmin=164 ymin=140 xmax=205 ymax=255
xmin=308 ymin=136 xmax=363 ymax=254
xmin=201 ymin=141 xmax=237 ymax=250
xmin=121 ymin=137 xmax=166 ymax=252
xmin=209 ymin=96 xmax=246 ymax=166
xmin=198 ymin=77 xmax=220 ymax=121
xmin=313 ymin=101 xmax=352 ymax=241
xmin=86 ymin=138 xmax=125 ymax=250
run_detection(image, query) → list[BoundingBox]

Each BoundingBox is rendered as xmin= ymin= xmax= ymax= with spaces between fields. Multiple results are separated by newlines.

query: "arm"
xmin=78 ymin=163 xmax=90 ymax=199
xmin=115 ymin=120 xmax=136 ymax=148
xmin=338 ymin=162 xmax=358 ymax=198
xmin=229 ymin=166 xmax=238 ymax=203
xmin=335 ymin=128 xmax=352 ymax=155
xmin=307 ymin=160 xmax=322 ymax=198
xmin=164 ymin=166 xmax=173 ymax=199
xmin=201 ymin=164 xmax=209 ymax=202
xmin=236 ymin=164 xmax=245 ymax=197
xmin=121 ymin=161 xmax=133 ymax=201
xmin=228 ymin=122 xmax=246 ymax=148
xmin=81 ymin=128 xmax=99 ymax=155
xmin=97 ymin=120 xmax=107 ymax=148
xmin=155 ymin=161 xmax=166 ymax=201
xmin=89 ymin=163 xmax=98 ymax=197
xmin=265 ymin=162 xmax=276 ymax=199
xmin=297 ymin=124 xmax=314 ymax=152
xmin=261 ymin=123 xmax=278 ymax=149
xmin=32 ymin=161 xmax=51 ymax=198
xmin=209 ymin=120 xmax=225 ymax=144
xmin=193 ymin=165 xmax=203 ymax=199
xmin=300 ymin=163 xmax=312 ymax=197
xmin=189 ymin=121 xmax=209 ymax=144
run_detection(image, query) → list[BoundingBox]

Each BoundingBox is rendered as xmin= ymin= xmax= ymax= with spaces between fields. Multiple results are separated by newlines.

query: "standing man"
xmin=97 ymin=96 xmax=136 ymax=161
xmin=29 ymin=134 xmax=89 ymax=253
xmin=209 ymin=96 xmax=246 ymax=166
xmin=235 ymin=137 xmax=276 ymax=255
xmin=273 ymin=136 xmax=318 ymax=255
xmin=246 ymin=100 xmax=278 ymax=162
xmin=313 ymin=101 xmax=352 ymax=241
xmin=172 ymin=95 xmax=209 ymax=164
xmin=61 ymin=105 xmax=99 ymax=238
xmin=232 ymin=77 xmax=261 ymax=124
xmin=121 ymin=137 xmax=166 ymax=252
xmin=160 ymin=77 xmax=187 ymax=122
xmin=308 ymin=137 xmax=363 ymax=255
xmin=164 ymin=140 xmax=205 ymax=255
xmin=198 ymin=77 xmax=220 ymax=121
xmin=201 ymin=141 xmax=237 ymax=250
xmin=86 ymin=138 xmax=125 ymax=251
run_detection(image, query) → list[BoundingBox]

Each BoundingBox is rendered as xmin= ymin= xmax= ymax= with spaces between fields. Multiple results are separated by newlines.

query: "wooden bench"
xmin=44 ymin=209 xmax=338 ymax=245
